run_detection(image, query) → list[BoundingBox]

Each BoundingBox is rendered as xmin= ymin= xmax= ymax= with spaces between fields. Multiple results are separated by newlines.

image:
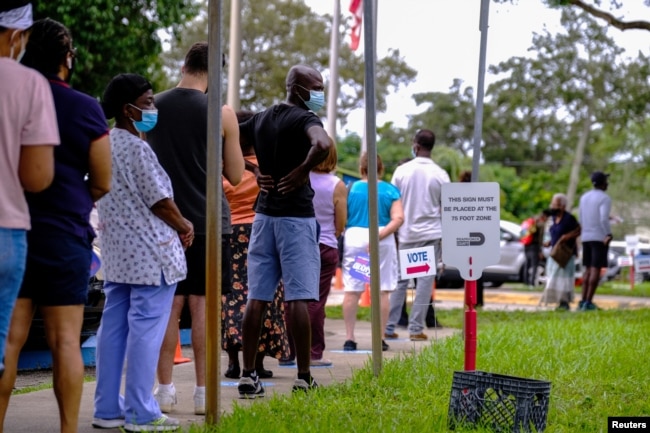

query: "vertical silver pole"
xmin=227 ymin=0 xmax=241 ymax=110
xmin=363 ymin=0 xmax=382 ymax=377
xmin=471 ymin=0 xmax=490 ymax=182
xmin=327 ymin=0 xmax=340 ymax=138
xmin=205 ymin=0 xmax=223 ymax=424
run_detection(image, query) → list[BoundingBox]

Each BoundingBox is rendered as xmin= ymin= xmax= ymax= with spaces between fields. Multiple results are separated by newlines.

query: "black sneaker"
xmin=292 ymin=376 xmax=318 ymax=392
xmin=238 ymin=375 xmax=265 ymax=399
xmin=382 ymin=340 xmax=389 ymax=351
xmin=343 ymin=340 xmax=357 ymax=351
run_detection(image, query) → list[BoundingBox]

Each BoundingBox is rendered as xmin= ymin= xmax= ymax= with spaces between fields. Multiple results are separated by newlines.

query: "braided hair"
xmin=21 ymin=17 xmax=72 ymax=77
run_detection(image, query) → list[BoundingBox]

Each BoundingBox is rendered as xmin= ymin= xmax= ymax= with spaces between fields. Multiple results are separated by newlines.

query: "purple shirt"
xmin=26 ymin=77 xmax=108 ymax=239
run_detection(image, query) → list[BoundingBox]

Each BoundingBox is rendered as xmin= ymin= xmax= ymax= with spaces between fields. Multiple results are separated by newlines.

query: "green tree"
xmin=488 ymin=9 xmax=649 ymax=207
xmin=34 ymin=0 xmax=200 ymax=98
xmin=495 ymin=0 xmax=650 ymax=31
xmin=160 ymin=0 xmax=417 ymax=128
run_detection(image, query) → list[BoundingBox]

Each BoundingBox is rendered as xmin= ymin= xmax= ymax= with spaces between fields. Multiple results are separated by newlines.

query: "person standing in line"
xmin=341 ymin=153 xmax=403 ymax=352
xmin=540 ymin=193 xmax=581 ymax=311
xmin=0 ymin=0 xmax=58 ymax=380
xmin=147 ymin=43 xmax=244 ymax=415
xmin=384 ymin=129 xmax=450 ymax=342
xmin=308 ymin=139 xmax=347 ymax=365
xmin=222 ymin=110 xmax=290 ymax=379
xmin=237 ymin=64 xmax=331 ymax=397
xmin=92 ymin=73 xmax=193 ymax=431
xmin=521 ymin=211 xmax=549 ymax=289
xmin=578 ymin=171 xmax=612 ymax=311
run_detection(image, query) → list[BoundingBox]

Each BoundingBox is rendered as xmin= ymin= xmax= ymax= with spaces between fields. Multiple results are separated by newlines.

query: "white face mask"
xmin=9 ymin=30 xmax=26 ymax=62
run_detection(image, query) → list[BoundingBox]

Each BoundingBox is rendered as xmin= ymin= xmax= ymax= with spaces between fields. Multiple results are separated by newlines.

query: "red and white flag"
xmin=349 ymin=0 xmax=362 ymax=51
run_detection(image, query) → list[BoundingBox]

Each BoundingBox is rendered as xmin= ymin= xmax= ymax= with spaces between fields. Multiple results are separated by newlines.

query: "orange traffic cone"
xmin=173 ymin=332 xmax=191 ymax=364
xmin=334 ymin=267 xmax=343 ymax=290
xmin=359 ymin=283 xmax=371 ymax=307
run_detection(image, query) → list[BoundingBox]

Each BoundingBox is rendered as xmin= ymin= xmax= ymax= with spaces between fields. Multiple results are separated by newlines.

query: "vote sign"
xmin=441 ymin=182 xmax=501 ymax=281
xmin=399 ymin=246 xmax=435 ymax=279
xmin=635 ymin=255 xmax=650 ymax=273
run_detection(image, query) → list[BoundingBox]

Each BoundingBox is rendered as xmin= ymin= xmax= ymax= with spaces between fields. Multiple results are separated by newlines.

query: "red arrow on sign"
xmin=406 ymin=263 xmax=430 ymax=275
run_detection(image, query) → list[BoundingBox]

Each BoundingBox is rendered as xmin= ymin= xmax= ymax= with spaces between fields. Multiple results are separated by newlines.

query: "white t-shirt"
xmin=392 ymin=157 xmax=450 ymax=243
xmin=0 ymin=58 xmax=59 ymax=230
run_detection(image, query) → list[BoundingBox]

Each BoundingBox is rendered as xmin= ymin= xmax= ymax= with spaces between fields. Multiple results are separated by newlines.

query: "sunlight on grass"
xmin=193 ymin=309 xmax=650 ymax=433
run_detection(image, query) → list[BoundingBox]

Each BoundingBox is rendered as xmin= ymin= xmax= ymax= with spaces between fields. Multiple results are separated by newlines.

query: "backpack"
xmin=520 ymin=217 xmax=536 ymax=246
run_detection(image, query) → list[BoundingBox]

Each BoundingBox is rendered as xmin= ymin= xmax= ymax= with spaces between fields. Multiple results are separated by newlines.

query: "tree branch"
xmin=568 ymin=0 xmax=650 ymax=31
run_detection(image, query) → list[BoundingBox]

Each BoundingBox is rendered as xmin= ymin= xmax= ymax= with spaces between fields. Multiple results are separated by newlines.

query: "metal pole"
xmin=205 ymin=0 xmax=223 ymax=423
xmin=226 ymin=0 xmax=241 ymax=109
xmin=327 ymin=0 xmax=340 ymax=138
xmin=363 ymin=0 xmax=381 ymax=377
xmin=470 ymin=0 xmax=490 ymax=182
xmin=465 ymin=0 xmax=490 ymax=372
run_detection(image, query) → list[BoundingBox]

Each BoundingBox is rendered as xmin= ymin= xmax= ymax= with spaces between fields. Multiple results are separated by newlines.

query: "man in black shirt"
xmin=237 ymin=65 xmax=330 ymax=398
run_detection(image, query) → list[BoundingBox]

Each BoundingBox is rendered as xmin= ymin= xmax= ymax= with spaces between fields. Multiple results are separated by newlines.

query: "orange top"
xmin=223 ymin=155 xmax=259 ymax=224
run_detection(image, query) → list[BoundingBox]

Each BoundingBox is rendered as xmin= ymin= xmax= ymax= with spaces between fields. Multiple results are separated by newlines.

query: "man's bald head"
xmin=285 ymin=65 xmax=324 ymax=108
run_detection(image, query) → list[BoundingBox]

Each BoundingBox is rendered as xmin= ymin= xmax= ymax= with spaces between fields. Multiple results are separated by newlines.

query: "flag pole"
xmin=362 ymin=0 xmax=382 ymax=377
xmin=327 ymin=0 xmax=341 ymax=139
xmin=205 ymin=0 xmax=223 ymax=423
xmin=226 ymin=0 xmax=242 ymax=110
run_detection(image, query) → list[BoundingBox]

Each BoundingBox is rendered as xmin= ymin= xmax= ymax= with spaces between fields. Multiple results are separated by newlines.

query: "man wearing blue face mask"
xmin=237 ymin=64 xmax=331 ymax=397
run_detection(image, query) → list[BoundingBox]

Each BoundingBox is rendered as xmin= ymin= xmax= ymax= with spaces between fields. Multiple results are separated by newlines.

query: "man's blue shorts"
xmin=247 ymin=214 xmax=320 ymax=302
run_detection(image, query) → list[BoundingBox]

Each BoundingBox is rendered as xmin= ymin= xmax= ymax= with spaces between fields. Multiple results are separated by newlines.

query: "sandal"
xmin=224 ymin=363 xmax=240 ymax=379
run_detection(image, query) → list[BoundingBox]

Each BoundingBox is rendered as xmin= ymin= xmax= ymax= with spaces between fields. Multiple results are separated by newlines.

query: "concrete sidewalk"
xmin=5 ymin=287 xmax=649 ymax=432
xmin=4 ymin=317 xmax=458 ymax=432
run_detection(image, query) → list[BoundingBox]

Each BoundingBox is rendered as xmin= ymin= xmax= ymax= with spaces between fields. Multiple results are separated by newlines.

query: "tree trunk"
xmin=566 ymin=103 xmax=593 ymax=211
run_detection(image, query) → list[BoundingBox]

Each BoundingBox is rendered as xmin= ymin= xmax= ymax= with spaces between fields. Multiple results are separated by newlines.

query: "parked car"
xmin=437 ymin=220 xmax=529 ymax=288
xmin=609 ymin=239 xmax=650 ymax=281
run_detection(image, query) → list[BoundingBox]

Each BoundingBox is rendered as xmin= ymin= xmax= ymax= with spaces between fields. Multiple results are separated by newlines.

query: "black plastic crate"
xmin=448 ymin=371 xmax=551 ymax=433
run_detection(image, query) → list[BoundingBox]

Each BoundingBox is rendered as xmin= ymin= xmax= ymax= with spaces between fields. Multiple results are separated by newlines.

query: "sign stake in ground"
xmin=442 ymin=182 xmax=500 ymax=371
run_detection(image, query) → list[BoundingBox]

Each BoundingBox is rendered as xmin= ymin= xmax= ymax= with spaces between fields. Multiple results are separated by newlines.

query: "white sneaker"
xmin=92 ymin=417 xmax=125 ymax=428
xmin=193 ymin=388 xmax=205 ymax=415
xmin=123 ymin=414 xmax=180 ymax=432
xmin=153 ymin=387 xmax=177 ymax=413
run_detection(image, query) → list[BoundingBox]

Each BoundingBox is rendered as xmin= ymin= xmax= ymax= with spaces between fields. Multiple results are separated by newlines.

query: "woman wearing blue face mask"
xmin=92 ymin=73 xmax=193 ymax=431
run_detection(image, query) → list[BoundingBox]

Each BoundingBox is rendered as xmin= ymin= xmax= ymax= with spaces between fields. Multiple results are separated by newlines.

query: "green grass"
xmin=12 ymin=374 xmax=96 ymax=395
xmin=507 ymin=280 xmax=650 ymax=298
xmin=194 ymin=308 xmax=650 ymax=433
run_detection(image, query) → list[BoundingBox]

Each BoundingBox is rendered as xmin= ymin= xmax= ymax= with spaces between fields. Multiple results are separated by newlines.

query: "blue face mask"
xmin=297 ymin=85 xmax=325 ymax=112
xmin=129 ymin=104 xmax=158 ymax=133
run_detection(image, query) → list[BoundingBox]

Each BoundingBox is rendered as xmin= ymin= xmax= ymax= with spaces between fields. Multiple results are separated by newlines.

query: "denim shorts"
xmin=247 ymin=214 xmax=320 ymax=302
xmin=19 ymin=230 xmax=92 ymax=306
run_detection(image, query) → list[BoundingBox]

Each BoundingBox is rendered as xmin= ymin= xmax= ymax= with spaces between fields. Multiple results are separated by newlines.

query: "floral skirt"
xmin=221 ymin=223 xmax=290 ymax=359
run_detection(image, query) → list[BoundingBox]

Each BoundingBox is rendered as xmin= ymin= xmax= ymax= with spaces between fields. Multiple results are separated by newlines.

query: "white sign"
xmin=399 ymin=246 xmax=435 ymax=279
xmin=625 ymin=234 xmax=639 ymax=255
xmin=635 ymin=255 xmax=650 ymax=273
xmin=441 ymin=182 xmax=501 ymax=281
xmin=617 ymin=255 xmax=633 ymax=267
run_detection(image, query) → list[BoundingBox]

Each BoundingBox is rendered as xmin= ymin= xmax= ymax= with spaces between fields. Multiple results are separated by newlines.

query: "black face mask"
xmin=549 ymin=208 xmax=560 ymax=216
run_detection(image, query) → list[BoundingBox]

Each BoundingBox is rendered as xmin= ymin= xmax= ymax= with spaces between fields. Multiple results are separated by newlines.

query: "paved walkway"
xmin=4 ymin=288 xmax=649 ymax=432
